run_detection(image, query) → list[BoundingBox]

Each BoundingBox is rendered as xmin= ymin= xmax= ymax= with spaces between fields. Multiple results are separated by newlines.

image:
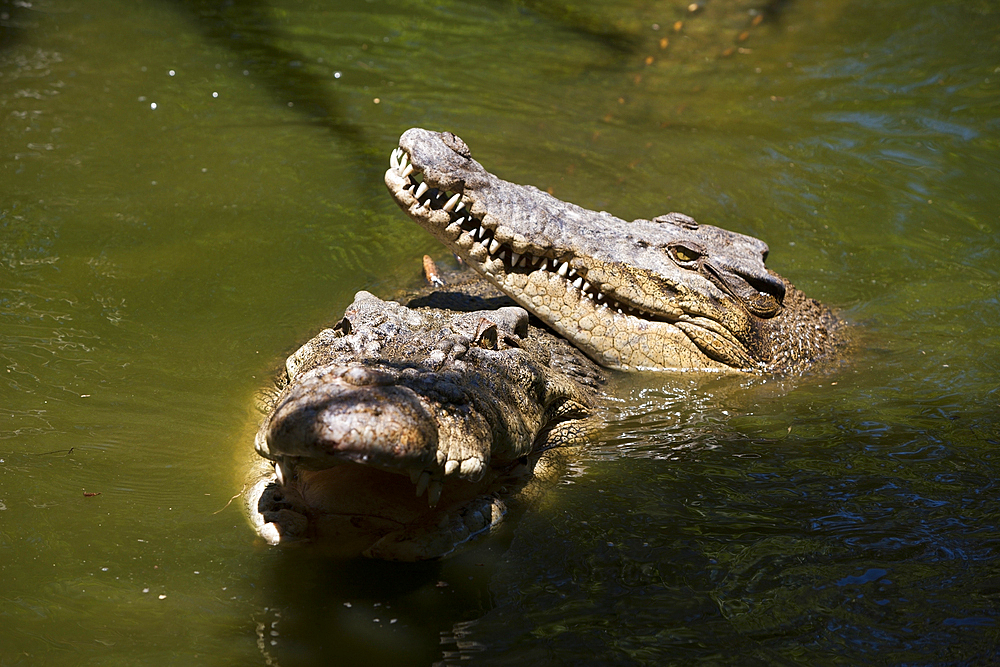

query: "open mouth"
xmin=250 ymin=451 xmax=509 ymax=559
xmin=387 ymin=147 xmax=657 ymax=321
xmin=266 ymin=450 xmax=448 ymax=508
xmin=386 ymin=143 xmax=766 ymax=370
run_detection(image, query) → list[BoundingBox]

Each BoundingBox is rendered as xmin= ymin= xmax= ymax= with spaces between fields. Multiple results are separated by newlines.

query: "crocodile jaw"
xmin=246 ymin=291 xmax=601 ymax=560
xmin=385 ymin=130 xmax=762 ymax=371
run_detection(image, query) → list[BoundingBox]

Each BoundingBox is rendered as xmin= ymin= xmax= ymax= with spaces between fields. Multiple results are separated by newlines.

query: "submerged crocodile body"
xmin=246 ymin=276 xmax=602 ymax=560
xmin=385 ymin=128 xmax=841 ymax=372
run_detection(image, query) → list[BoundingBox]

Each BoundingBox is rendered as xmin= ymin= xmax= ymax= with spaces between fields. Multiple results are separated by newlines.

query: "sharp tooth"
xmin=442 ymin=193 xmax=462 ymax=212
xmin=596 ymin=292 xmax=605 ymax=302
xmin=416 ymin=471 xmax=431 ymax=497
xmin=489 ymin=239 xmax=501 ymax=255
xmin=275 ymin=460 xmax=289 ymax=486
xmin=445 ymin=460 xmax=459 ymax=476
xmin=510 ymin=251 xmax=521 ymax=266
xmin=539 ymin=258 xmax=549 ymax=271
xmin=475 ymin=226 xmax=485 ymax=241
xmin=455 ymin=201 xmax=465 ymax=212
xmin=414 ymin=182 xmax=428 ymax=199
xmin=558 ymin=262 xmax=570 ymax=277
xmin=401 ymin=164 xmax=415 ymax=179
xmin=572 ymin=277 xmax=584 ymax=290
xmin=583 ymin=281 xmax=593 ymax=293
xmin=428 ymin=480 xmax=443 ymax=507
xmin=390 ymin=149 xmax=399 ymax=170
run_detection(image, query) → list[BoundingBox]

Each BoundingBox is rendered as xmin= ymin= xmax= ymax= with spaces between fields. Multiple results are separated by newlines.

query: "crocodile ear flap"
xmin=473 ymin=319 xmax=499 ymax=350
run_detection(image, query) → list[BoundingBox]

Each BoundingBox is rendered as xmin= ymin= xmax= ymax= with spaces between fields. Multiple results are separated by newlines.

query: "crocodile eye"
xmin=668 ymin=244 xmax=702 ymax=267
xmin=473 ymin=320 xmax=499 ymax=350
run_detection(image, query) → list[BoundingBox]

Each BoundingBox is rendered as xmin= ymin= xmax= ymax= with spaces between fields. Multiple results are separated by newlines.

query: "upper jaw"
xmin=385 ymin=141 xmax=687 ymax=326
xmin=383 ymin=130 xmax=782 ymax=371
xmin=256 ymin=359 xmax=501 ymax=509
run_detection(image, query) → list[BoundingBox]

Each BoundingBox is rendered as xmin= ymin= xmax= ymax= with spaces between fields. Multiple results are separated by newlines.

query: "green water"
xmin=2 ymin=0 xmax=998 ymax=664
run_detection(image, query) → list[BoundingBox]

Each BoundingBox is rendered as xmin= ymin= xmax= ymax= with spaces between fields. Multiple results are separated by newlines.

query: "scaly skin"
xmin=385 ymin=128 xmax=841 ymax=372
xmin=246 ymin=287 xmax=602 ymax=560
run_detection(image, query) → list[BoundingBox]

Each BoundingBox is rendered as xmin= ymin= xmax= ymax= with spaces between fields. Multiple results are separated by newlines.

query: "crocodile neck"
xmin=385 ymin=128 xmax=840 ymax=372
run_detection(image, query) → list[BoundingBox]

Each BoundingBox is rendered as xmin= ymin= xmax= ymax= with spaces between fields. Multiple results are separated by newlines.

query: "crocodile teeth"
xmin=415 ymin=181 xmax=429 ymax=199
xmin=572 ymin=276 xmax=584 ymax=290
xmin=489 ymin=238 xmax=501 ymax=255
xmin=427 ymin=480 xmax=443 ymax=507
xmin=275 ymin=460 xmax=292 ymax=486
xmin=444 ymin=459 xmax=459 ymax=476
xmin=455 ymin=201 xmax=465 ymax=212
xmin=510 ymin=251 xmax=521 ymax=267
xmin=557 ymin=262 xmax=570 ymax=277
xmin=415 ymin=470 xmax=432 ymax=497
xmin=460 ymin=457 xmax=484 ymax=477
xmin=389 ymin=148 xmax=400 ymax=170
xmin=401 ymin=163 xmax=415 ymax=179
xmin=442 ymin=193 xmax=462 ymax=212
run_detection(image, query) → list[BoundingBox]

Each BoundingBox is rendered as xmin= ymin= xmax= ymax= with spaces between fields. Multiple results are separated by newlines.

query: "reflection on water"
xmin=2 ymin=0 xmax=999 ymax=664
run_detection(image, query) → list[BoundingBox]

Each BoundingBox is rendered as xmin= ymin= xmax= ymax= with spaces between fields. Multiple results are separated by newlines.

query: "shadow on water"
xmin=255 ymin=549 xmax=500 ymax=666
xmin=497 ymin=0 xmax=639 ymax=53
xmin=168 ymin=0 xmax=365 ymax=143
xmin=161 ymin=0 xmax=391 ymax=202
xmin=0 ymin=0 xmax=27 ymax=51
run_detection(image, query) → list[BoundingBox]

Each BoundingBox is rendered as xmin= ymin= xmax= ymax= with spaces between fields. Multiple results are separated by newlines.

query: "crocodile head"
xmin=246 ymin=291 xmax=599 ymax=560
xmin=385 ymin=128 xmax=840 ymax=372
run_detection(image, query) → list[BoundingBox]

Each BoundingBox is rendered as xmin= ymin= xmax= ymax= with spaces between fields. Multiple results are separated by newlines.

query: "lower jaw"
xmin=276 ymin=463 xmax=501 ymax=539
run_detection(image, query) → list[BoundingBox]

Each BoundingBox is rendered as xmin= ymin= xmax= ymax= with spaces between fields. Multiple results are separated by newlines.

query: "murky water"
xmin=2 ymin=0 xmax=998 ymax=664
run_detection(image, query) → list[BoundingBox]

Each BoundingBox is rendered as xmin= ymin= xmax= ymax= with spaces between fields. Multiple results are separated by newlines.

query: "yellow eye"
xmin=670 ymin=245 xmax=701 ymax=264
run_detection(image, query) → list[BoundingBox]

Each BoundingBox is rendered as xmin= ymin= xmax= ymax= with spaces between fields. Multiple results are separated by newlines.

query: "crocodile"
xmin=246 ymin=276 xmax=603 ymax=561
xmin=385 ymin=128 xmax=841 ymax=372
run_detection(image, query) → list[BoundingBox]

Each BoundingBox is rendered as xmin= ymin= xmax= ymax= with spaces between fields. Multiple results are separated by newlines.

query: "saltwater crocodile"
xmin=247 ymin=130 xmax=841 ymax=560
xmin=385 ymin=128 xmax=841 ymax=372
xmin=246 ymin=275 xmax=603 ymax=560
